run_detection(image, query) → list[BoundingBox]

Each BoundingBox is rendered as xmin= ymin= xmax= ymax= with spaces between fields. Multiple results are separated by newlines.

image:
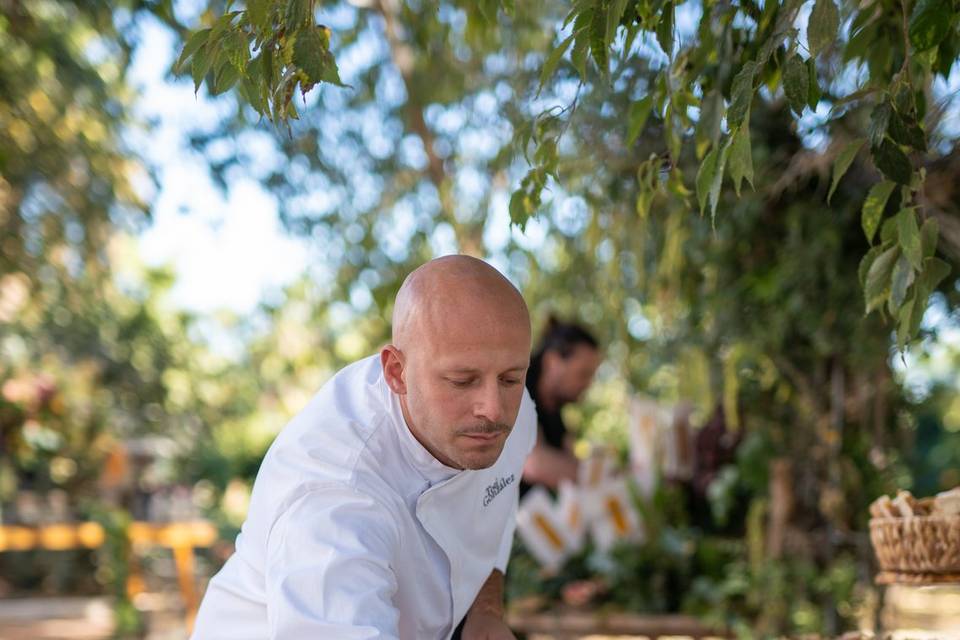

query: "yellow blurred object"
xmin=0 ymin=526 xmax=38 ymax=551
xmin=0 ymin=520 xmax=217 ymax=633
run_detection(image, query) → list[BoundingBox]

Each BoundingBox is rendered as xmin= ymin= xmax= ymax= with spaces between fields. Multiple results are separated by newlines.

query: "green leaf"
xmin=828 ymin=138 xmax=865 ymax=203
xmin=241 ymin=57 xmax=266 ymax=114
xmin=906 ymin=257 xmax=951 ymax=337
xmin=191 ymin=44 xmax=215 ymax=93
xmin=758 ymin=0 xmax=804 ymax=63
xmin=589 ymin=4 xmax=609 ymax=75
xmin=508 ymin=189 xmax=529 ymax=229
xmin=571 ymin=36 xmax=590 ymax=79
xmin=509 ymin=169 xmax=547 ymax=230
xmin=921 ymin=217 xmax=939 ymax=258
xmin=606 ymin=0 xmax=629 ymax=51
xmin=897 ymin=208 xmax=923 ymax=270
xmin=175 ymin=29 xmax=211 ymax=74
xmin=872 ymin=139 xmax=913 ymax=185
xmin=319 ymin=49 xmax=345 ymax=86
xmin=894 ymin=84 xmax=918 ymax=117
xmin=845 ymin=19 xmax=875 ymax=61
xmin=211 ymin=60 xmax=241 ymax=95
xmin=728 ymin=60 xmax=758 ymax=128
xmin=728 ymin=124 xmax=753 ymax=196
xmin=285 ymin=0 xmax=313 ymax=29
xmin=571 ymin=12 xmax=591 ymax=81
xmin=888 ymin=108 xmax=927 ymax=152
xmin=920 ymin=256 xmax=951 ymax=293
xmin=539 ymin=33 xmax=575 ymax=95
xmin=695 ymin=89 xmax=723 ymax=152
xmin=258 ymin=47 xmax=275 ymax=106
xmin=889 ymin=253 xmax=915 ymax=311
xmin=808 ymin=0 xmax=839 ymax=56
xmin=861 ymin=180 xmax=896 ymax=243
xmin=935 ymin=32 xmax=959 ymax=76
xmin=868 ymin=102 xmax=892 ymax=148
xmin=909 ymin=0 xmax=953 ymax=52
xmin=859 ymin=245 xmax=886 ymax=287
xmin=864 ymin=246 xmax=899 ymax=313
xmin=635 ymin=158 xmax=660 ymax=218
xmin=534 ymin=139 xmax=558 ymax=170
xmin=626 ymin=93 xmax=653 ymax=146
xmin=880 ymin=215 xmax=899 ymax=245
xmin=221 ymin=29 xmax=249 ymax=71
xmin=209 ymin=11 xmax=240 ymax=42
xmin=696 ymin=146 xmax=719 ymax=216
xmin=656 ymin=2 xmax=675 ymax=56
xmin=293 ymin=27 xmax=329 ymax=85
xmin=705 ymin=137 xmax=731 ymax=222
xmin=783 ymin=54 xmax=809 ymax=115
xmin=897 ymin=294 xmax=917 ymax=349
xmin=806 ymin=58 xmax=821 ymax=108
xmin=248 ymin=0 xmax=274 ymax=31
xmin=562 ymin=0 xmax=585 ymax=29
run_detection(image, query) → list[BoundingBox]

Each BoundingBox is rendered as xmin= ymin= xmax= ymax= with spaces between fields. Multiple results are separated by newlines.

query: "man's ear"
xmin=380 ymin=345 xmax=407 ymax=394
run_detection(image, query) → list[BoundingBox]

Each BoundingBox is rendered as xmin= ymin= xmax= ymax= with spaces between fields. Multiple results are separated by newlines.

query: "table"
xmin=507 ymin=607 xmax=726 ymax=639
xmin=0 ymin=521 xmax=217 ymax=629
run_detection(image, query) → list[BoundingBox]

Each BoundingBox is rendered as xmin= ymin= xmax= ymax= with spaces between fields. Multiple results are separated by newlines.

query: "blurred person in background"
xmin=520 ymin=318 xmax=601 ymax=495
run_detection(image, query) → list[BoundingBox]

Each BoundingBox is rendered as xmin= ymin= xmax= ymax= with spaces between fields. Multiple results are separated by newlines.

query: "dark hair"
xmin=532 ymin=316 xmax=599 ymax=360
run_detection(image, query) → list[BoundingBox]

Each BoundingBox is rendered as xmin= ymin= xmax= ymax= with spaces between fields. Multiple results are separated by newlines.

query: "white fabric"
xmin=191 ymin=355 xmax=536 ymax=640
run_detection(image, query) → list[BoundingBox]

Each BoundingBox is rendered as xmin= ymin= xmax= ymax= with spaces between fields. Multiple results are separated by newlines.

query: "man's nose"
xmin=473 ymin=381 xmax=505 ymax=424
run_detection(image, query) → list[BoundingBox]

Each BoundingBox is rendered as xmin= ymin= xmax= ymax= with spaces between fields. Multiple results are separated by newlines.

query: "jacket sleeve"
xmin=264 ymin=486 xmax=401 ymax=640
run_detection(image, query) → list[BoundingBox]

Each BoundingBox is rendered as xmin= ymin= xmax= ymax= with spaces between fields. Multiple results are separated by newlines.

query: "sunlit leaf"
xmin=909 ymin=0 xmax=953 ymax=51
xmin=828 ymin=138 xmax=865 ymax=202
xmin=889 ymin=253 xmax=914 ymax=311
xmin=728 ymin=124 xmax=753 ymax=196
xmin=861 ymin=180 xmax=896 ymax=243
xmin=897 ymin=208 xmax=923 ymax=270
xmin=175 ymin=29 xmax=211 ymax=74
xmin=864 ymin=245 xmax=899 ymax=313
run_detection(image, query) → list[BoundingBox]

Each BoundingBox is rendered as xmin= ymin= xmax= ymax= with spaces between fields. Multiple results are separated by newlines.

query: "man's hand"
xmin=461 ymin=611 xmax=516 ymax=640
xmin=462 ymin=570 xmax=515 ymax=640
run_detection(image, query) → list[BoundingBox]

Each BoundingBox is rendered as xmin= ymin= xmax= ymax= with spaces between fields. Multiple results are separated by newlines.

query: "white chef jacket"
xmin=191 ymin=354 xmax=536 ymax=640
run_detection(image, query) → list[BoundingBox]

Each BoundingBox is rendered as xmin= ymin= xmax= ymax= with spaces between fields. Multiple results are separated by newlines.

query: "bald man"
xmin=191 ymin=256 xmax=536 ymax=640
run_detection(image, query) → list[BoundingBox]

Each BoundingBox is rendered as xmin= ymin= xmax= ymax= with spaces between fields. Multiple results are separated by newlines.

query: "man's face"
xmin=544 ymin=344 xmax=601 ymax=406
xmin=397 ymin=320 xmax=530 ymax=470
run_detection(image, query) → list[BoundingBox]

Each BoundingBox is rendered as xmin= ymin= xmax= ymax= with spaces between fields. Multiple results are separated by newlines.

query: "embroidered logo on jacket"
xmin=482 ymin=474 xmax=515 ymax=507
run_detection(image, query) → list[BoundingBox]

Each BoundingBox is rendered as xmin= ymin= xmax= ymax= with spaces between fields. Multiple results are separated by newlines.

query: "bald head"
xmin=392 ymin=255 xmax=530 ymax=352
xmin=381 ymin=255 xmax=532 ymax=470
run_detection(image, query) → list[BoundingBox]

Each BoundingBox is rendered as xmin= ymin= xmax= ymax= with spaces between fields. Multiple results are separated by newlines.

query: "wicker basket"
xmin=869 ymin=514 xmax=960 ymax=575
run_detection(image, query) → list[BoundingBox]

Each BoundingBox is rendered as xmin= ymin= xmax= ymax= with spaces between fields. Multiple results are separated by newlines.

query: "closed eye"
xmin=500 ymin=378 xmax=521 ymax=386
xmin=448 ymin=378 xmax=476 ymax=388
